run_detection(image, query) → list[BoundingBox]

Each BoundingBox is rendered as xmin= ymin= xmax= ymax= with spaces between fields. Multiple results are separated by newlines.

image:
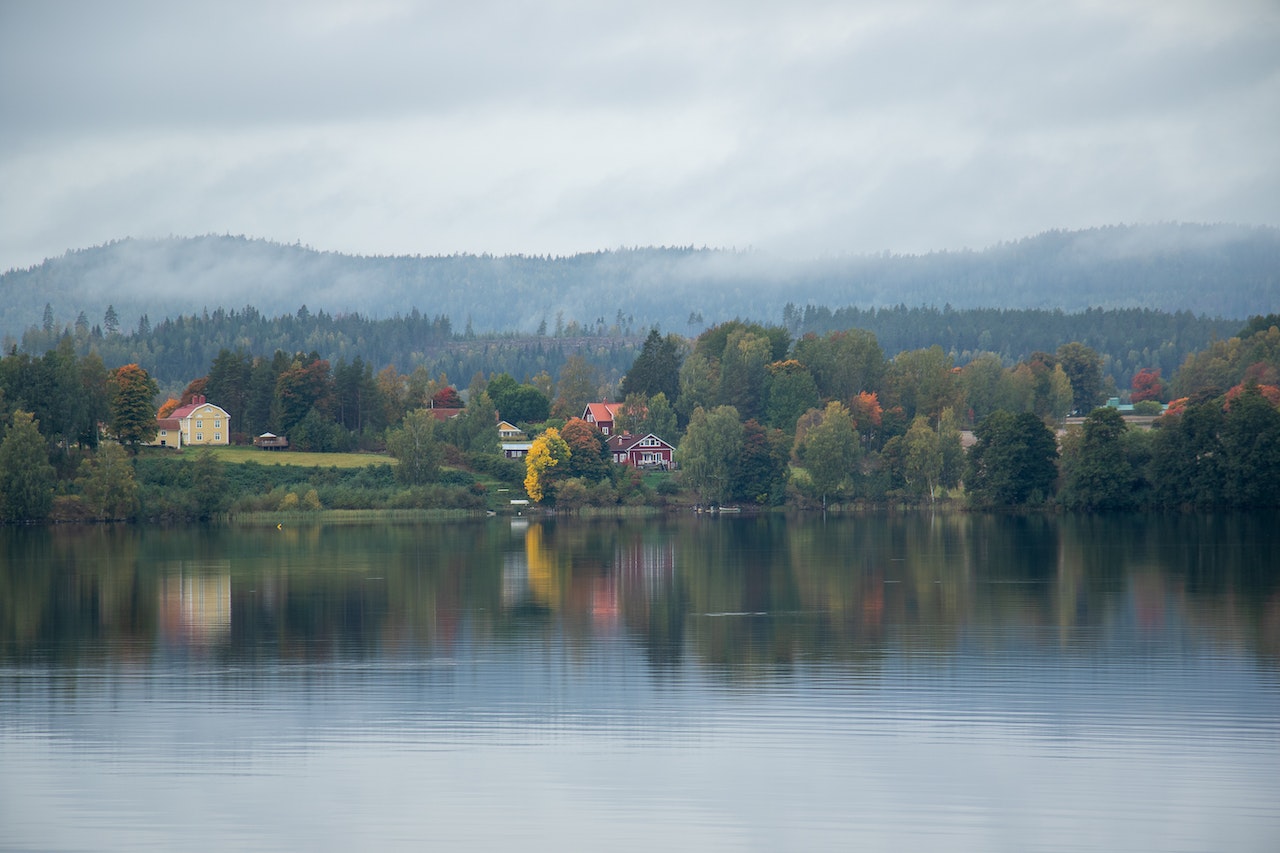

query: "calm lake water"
xmin=1 ymin=512 xmax=1278 ymax=852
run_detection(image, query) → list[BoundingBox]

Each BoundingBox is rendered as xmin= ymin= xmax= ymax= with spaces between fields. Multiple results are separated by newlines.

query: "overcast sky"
xmin=2 ymin=0 xmax=1278 ymax=272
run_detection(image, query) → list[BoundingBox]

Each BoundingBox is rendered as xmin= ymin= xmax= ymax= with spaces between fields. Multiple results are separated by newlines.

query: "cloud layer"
xmin=2 ymin=0 xmax=1278 ymax=271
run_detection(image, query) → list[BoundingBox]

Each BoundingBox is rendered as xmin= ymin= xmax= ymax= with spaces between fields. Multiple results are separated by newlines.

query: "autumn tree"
xmin=560 ymin=417 xmax=610 ymax=482
xmin=274 ymin=355 xmax=335 ymax=435
xmin=431 ymin=386 xmax=464 ymax=409
xmin=1130 ymin=368 xmax=1165 ymax=403
xmin=109 ymin=363 xmax=159 ymax=448
xmin=525 ymin=427 xmax=570 ymax=503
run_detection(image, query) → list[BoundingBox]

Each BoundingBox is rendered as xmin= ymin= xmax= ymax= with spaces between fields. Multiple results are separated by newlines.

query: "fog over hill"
xmin=2 ymin=223 xmax=1277 ymax=343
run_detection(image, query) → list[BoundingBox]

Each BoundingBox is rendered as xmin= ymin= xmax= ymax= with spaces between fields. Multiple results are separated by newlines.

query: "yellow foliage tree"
xmin=524 ymin=427 xmax=570 ymax=503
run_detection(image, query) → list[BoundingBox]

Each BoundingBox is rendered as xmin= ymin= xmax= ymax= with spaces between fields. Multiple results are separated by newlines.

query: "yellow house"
xmin=166 ymin=395 xmax=231 ymax=446
xmin=153 ymin=417 xmax=183 ymax=449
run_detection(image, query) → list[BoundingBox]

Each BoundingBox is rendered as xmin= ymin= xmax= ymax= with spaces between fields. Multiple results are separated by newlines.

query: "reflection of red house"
xmin=583 ymin=402 xmax=624 ymax=435
xmin=606 ymin=433 xmax=675 ymax=469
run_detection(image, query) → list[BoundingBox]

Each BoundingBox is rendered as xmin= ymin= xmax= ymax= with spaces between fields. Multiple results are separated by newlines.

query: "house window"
xmin=196 ymin=420 xmax=203 ymax=428
xmin=214 ymin=434 xmax=221 ymax=442
xmin=215 ymin=420 xmax=221 ymax=429
xmin=196 ymin=433 xmax=203 ymax=441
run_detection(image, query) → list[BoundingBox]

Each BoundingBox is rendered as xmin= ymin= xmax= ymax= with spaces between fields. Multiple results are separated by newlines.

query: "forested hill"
xmin=3 ymin=222 xmax=1277 ymax=342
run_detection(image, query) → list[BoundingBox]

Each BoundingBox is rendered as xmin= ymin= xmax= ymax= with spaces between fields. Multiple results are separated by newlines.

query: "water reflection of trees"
xmin=0 ymin=512 xmax=1276 ymax=672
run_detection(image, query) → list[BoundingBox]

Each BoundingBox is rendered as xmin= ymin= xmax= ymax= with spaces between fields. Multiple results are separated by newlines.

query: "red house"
xmin=606 ymin=433 xmax=675 ymax=469
xmin=582 ymin=402 xmax=624 ymax=435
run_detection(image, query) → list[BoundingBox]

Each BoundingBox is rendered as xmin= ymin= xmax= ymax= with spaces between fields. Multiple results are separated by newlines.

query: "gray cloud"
xmin=2 ymin=0 xmax=1278 ymax=271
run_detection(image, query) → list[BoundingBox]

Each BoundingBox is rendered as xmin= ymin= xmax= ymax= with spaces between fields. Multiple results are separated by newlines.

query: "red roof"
xmin=584 ymin=402 xmax=623 ymax=424
xmin=169 ymin=395 xmax=226 ymax=420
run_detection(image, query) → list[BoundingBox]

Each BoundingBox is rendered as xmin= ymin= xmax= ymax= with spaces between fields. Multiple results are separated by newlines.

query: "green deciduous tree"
xmin=1059 ymin=407 xmax=1139 ymax=510
xmin=887 ymin=346 xmax=960 ymax=422
xmin=765 ymin=360 xmax=819 ymax=433
xmin=75 ymin=442 xmax=139 ymax=520
xmin=733 ymin=419 xmax=789 ymax=505
xmin=191 ymin=448 xmax=229 ymax=518
xmin=793 ymin=401 xmax=860 ymax=508
xmin=902 ymin=415 xmax=944 ymax=502
xmin=1220 ymin=388 xmax=1280 ymax=507
xmin=1056 ymin=342 xmax=1105 ymax=413
xmin=678 ymin=405 xmax=744 ymax=505
xmin=959 ymin=352 xmax=1005 ymax=424
xmin=718 ymin=327 xmax=772 ymax=422
xmin=386 ymin=408 xmax=443 ymax=486
xmin=1150 ymin=395 xmax=1225 ymax=507
xmin=966 ymin=411 xmax=1059 ymax=506
xmin=450 ymin=390 xmax=499 ymax=454
xmin=793 ymin=329 xmax=884 ymax=403
xmin=498 ymin=384 xmax=551 ymax=426
xmin=0 ymin=410 xmax=55 ymax=522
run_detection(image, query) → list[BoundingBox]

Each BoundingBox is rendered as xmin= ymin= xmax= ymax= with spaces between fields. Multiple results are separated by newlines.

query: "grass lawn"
xmin=177 ymin=445 xmax=397 ymax=468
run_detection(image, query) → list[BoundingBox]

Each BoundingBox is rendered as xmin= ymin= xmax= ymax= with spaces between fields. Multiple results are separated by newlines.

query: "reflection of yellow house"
xmin=167 ymin=394 xmax=231 ymax=446
xmin=159 ymin=572 xmax=231 ymax=645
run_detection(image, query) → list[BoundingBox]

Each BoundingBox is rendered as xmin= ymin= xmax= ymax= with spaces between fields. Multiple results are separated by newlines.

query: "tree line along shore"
xmin=0 ymin=314 xmax=1277 ymax=522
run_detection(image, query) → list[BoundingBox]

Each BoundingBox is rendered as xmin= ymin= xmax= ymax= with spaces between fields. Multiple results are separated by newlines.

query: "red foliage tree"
xmin=560 ymin=417 xmax=610 ymax=482
xmin=431 ymin=386 xmax=464 ymax=409
xmin=1130 ymin=368 xmax=1165 ymax=403
xmin=1225 ymin=383 xmax=1280 ymax=409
